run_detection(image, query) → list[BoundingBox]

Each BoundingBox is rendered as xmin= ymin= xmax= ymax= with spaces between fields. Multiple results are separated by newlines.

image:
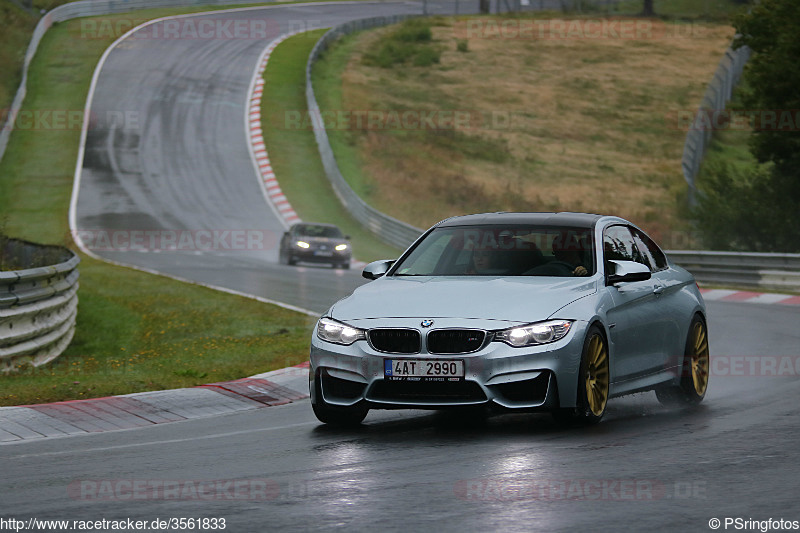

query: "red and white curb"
xmin=247 ymin=33 xmax=303 ymax=228
xmin=246 ymin=32 xmax=367 ymax=271
xmin=699 ymin=288 xmax=800 ymax=306
xmin=0 ymin=363 xmax=310 ymax=444
xmin=3 ymin=284 xmax=800 ymax=443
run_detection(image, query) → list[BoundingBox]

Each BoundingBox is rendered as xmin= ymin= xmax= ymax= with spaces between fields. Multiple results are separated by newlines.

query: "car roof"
xmin=435 ymin=212 xmax=607 ymax=229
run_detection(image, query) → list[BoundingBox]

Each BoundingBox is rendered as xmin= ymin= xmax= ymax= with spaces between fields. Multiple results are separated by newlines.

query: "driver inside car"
xmin=527 ymin=234 xmax=589 ymax=277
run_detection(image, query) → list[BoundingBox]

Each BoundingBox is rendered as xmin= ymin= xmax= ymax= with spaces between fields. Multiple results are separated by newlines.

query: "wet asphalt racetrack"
xmin=2 ymin=302 xmax=799 ymax=532
xmin=3 ymin=3 xmax=799 ymax=532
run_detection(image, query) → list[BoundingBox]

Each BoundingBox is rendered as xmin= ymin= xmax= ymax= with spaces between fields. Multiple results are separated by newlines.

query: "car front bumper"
xmin=309 ymin=318 xmax=590 ymax=411
xmin=291 ymin=248 xmax=350 ymax=264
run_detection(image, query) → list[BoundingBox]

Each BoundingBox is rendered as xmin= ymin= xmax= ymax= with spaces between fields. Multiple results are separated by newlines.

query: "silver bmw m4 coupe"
xmin=310 ymin=212 xmax=709 ymax=425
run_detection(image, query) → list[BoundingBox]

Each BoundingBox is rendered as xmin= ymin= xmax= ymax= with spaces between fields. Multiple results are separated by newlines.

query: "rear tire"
xmin=656 ymin=315 xmax=709 ymax=407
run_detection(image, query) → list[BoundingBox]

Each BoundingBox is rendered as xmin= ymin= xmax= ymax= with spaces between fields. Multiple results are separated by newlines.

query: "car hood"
xmin=329 ymin=276 xmax=598 ymax=323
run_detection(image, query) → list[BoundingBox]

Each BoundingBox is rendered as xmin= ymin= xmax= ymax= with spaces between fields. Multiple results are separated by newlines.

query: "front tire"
xmin=311 ymin=377 xmax=368 ymax=426
xmin=312 ymin=401 xmax=368 ymax=426
xmin=656 ymin=315 xmax=709 ymax=407
xmin=552 ymin=325 xmax=609 ymax=425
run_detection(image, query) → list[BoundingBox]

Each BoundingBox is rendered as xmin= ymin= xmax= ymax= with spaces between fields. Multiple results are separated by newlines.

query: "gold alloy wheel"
xmin=585 ymin=334 xmax=609 ymax=416
xmin=690 ymin=321 xmax=710 ymax=396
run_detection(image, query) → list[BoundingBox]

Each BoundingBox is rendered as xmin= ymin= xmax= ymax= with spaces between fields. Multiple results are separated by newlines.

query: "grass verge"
xmin=1 ymin=3 xmax=272 ymax=116
xmin=0 ymin=1 xmax=37 ymax=114
xmin=260 ymin=30 xmax=404 ymax=261
xmin=309 ymin=15 xmax=735 ymax=247
xmin=0 ymin=8 xmax=323 ymax=406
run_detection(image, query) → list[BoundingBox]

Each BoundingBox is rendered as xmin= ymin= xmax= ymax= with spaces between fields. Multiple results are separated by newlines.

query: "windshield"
xmin=392 ymin=225 xmax=595 ymax=277
xmin=296 ymin=225 xmax=343 ymax=238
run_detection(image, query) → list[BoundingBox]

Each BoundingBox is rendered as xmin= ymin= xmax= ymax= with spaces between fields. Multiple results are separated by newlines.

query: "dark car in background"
xmin=279 ymin=223 xmax=351 ymax=269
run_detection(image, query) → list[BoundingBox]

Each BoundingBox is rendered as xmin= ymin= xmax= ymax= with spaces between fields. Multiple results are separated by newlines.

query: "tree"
xmin=642 ymin=0 xmax=655 ymax=16
xmin=733 ymin=0 xmax=800 ymax=167
xmin=696 ymin=0 xmax=800 ymax=252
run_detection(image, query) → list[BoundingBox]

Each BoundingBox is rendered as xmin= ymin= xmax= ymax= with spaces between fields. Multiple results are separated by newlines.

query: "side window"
xmin=632 ymin=229 xmax=668 ymax=271
xmin=603 ymin=225 xmax=636 ymax=262
xmin=603 ymin=225 xmax=651 ymax=270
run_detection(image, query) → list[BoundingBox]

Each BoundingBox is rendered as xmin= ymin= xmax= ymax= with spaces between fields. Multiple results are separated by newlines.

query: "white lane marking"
xmin=748 ymin=293 xmax=797 ymax=305
xmin=67 ymin=5 xmax=348 ymax=317
xmin=70 ymin=0 xmax=397 ymax=254
xmin=700 ymin=289 xmax=739 ymax=300
xmin=1 ymin=419 xmax=317 ymax=456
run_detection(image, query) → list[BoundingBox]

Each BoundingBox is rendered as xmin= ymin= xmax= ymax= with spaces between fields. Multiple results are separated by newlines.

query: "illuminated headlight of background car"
xmin=494 ymin=320 xmax=573 ymax=347
xmin=317 ymin=318 xmax=366 ymax=345
xmin=335 ymin=244 xmax=348 ymax=251
xmin=295 ymin=240 xmax=310 ymax=249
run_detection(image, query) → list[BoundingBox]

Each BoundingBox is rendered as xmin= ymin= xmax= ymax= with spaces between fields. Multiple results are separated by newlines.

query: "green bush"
xmin=361 ymin=18 xmax=441 ymax=69
xmin=694 ymin=161 xmax=800 ymax=252
xmin=392 ymin=18 xmax=432 ymax=43
xmin=413 ymin=46 xmax=441 ymax=66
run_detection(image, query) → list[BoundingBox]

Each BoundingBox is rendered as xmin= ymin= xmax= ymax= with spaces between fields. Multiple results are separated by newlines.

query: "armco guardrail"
xmin=667 ymin=251 xmax=800 ymax=293
xmin=306 ymin=15 xmax=427 ymax=250
xmin=681 ymin=44 xmax=751 ymax=203
xmin=0 ymin=239 xmax=80 ymax=372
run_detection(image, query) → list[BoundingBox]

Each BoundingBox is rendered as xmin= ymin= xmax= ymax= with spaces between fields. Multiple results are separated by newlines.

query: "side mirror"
xmin=606 ymin=260 xmax=651 ymax=285
xmin=362 ymin=259 xmax=395 ymax=280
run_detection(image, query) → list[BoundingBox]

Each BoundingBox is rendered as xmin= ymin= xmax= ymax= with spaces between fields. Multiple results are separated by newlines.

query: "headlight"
xmin=335 ymin=244 xmax=348 ymax=251
xmin=295 ymin=241 xmax=310 ymax=249
xmin=494 ymin=320 xmax=573 ymax=347
xmin=317 ymin=318 xmax=366 ymax=345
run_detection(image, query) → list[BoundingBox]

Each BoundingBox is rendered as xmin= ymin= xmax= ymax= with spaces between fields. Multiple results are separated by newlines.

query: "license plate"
xmin=384 ymin=359 xmax=464 ymax=380
xmin=314 ymin=251 xmax=333 ymax=257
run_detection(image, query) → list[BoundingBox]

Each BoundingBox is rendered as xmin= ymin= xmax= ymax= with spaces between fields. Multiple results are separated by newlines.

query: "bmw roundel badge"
xmin=421 ymin=319 xmax=434 ymax=328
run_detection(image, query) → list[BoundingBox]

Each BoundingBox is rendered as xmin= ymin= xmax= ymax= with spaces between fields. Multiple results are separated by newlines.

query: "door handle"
xmin=653 ymin=285 xmax=665 ymax=295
